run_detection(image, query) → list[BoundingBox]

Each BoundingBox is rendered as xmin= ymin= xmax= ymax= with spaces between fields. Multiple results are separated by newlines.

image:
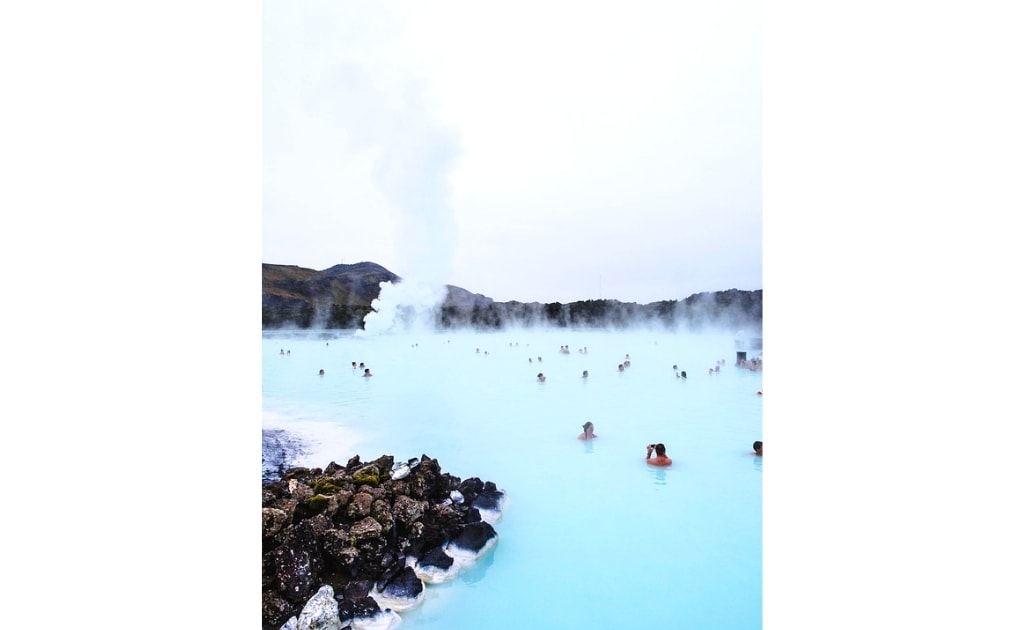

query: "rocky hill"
xmin=262 ymin=261 xmax=761 ymax=332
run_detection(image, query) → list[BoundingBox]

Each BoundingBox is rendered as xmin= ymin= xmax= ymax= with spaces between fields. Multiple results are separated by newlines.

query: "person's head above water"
xmin=752 ymin=441 xmax=762 ymax=456
xmin=578 ymin=421 xmax=596 ymax=440
xmin=646 ymin=442 xmax=672 ymax=466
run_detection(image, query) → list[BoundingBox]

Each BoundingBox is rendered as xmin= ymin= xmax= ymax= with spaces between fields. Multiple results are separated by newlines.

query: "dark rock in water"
xmin=340 ymin=579 xmax=372 ymax=601
xmin=379 ymin=566 xmax=424 ymax=600
xmin=471 ymin=487 xmax=504 ymax=512
xmin=459 ymin=477 xmax=505 ymax=515
xmin=458 ymin=477 xmax=484 ymax=503
xmin=450 ymin=521 xmax=498 ymax=554
xmin=375 ymin=554 xmax=405 ymax=591
xmin=337 ymin=595 xmax=381 ymax=624
xmin=419 ymin=546 xmax=454 ymax=570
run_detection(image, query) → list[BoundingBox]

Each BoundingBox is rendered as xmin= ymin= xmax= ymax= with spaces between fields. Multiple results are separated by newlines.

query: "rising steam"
xmin=344 ymin=53 xmax=460 ymax=335
xmin=363 ymin=279 xmax=448 ymax=335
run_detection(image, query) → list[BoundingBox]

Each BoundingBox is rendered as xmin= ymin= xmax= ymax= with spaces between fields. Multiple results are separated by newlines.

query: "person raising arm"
xmin=646 ymin=443 xmax=672 ymax=466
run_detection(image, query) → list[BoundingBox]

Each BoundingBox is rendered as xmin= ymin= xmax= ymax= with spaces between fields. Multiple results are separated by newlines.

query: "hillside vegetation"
xmin=263 ymin=262 xmax=761 ymax=332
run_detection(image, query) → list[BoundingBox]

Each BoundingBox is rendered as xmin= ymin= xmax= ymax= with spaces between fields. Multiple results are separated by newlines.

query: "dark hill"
xmin=262 ymin=262 xmax=760 ymax=332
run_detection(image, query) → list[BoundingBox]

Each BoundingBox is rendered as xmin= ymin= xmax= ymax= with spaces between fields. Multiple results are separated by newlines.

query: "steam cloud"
xmin=336 ymin=62 xmax=460 ymax=335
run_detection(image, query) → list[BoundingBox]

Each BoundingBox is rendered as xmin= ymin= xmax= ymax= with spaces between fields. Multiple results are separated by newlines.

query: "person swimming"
xmin=752 ymin=441 xmax=762 ymax=456
xmin=578 ymin=421 xmax=597 ymax=440
xmin=363 ymin=368 xmax=373 ymax=377
xmin=645 ymin=443 xmax=672 ymax=466
xmin=537 ymin=373 xmax=546 ymax=382
xmin=318 ymin=369 xmax=325 ymax=376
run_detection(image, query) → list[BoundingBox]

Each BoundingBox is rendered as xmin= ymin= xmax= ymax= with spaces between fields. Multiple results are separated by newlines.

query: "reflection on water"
xmin=581 ymin=439 xmax=594 ymax=455
xmin=649 ymin=465 xmax=669 ymax=485
xmin=753 ymin=455 xmax=762 ymax=472
xmin=460 ymin=542 xmax=497 ymax=585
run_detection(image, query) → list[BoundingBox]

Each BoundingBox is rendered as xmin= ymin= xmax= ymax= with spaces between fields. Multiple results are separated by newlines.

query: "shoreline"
xmin=263 ymin=411 xmax=366 ymax=480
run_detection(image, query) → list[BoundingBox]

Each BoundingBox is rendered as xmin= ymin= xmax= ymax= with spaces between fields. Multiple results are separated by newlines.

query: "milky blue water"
xmin=263 ymin=327 xmax=762 ymax=629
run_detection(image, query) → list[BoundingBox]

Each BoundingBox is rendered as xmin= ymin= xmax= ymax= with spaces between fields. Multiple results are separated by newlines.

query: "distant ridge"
xmin=262 ymin=261 xmax=761 ymax=331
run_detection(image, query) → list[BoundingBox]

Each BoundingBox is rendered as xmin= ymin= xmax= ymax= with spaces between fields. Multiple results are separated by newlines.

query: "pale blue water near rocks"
xmin=263 ymin=328 xmax=763 ymax=629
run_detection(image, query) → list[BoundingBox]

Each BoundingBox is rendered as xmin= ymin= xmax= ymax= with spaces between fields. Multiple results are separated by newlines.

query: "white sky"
xmin=262 ymin=0 xmax=762 ymax=304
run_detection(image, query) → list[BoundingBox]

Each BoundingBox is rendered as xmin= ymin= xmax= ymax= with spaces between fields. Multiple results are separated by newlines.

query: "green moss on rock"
xmin=313 ymin=477 xmax=345 ymax=494
xmin=306 ymin=494 xmax=330 ymax=514
xmin=352 ymin=465 xmax=380 ymax=486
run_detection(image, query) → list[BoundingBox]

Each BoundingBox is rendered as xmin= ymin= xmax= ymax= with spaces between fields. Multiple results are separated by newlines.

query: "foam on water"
xmin=263 ymin=327 xmax=762 ymax=629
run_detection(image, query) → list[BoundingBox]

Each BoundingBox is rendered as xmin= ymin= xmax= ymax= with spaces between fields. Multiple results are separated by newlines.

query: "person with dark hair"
xmin=363 ymin=368 xmax=373 ymax=377
xmin=537 ymin=373 xmax=546 ymax=382
xmin=752 ymin=441 xmax=762 ymax=456
xmin=645 ymin=443 xmax=672 ymax=466
xmin=578 ymin=421 xmax=597 ymax=440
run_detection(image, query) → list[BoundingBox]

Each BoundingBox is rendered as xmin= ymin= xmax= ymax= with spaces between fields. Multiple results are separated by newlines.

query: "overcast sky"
xmin=263 ymin=0 xmax=761 ymax=304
